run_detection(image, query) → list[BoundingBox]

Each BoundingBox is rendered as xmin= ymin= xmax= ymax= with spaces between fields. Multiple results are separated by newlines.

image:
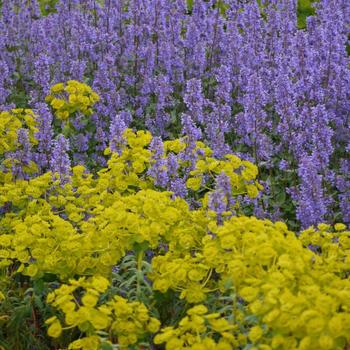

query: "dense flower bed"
xmin=0 ymin=0 xmax=349 ymax=228
xmin=0 ymin=0 xmax=349 ymax=349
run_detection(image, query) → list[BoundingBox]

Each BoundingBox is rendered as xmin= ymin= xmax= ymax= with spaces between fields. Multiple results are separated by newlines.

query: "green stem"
xmin=136 ymin=250 xmax=144 ymax=300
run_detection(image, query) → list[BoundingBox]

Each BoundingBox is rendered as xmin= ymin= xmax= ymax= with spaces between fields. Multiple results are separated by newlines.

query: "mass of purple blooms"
xmin=0 ymin=0 xmax=349 ymax=229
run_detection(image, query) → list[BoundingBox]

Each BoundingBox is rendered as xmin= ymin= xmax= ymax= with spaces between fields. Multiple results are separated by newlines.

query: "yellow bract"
xmin=45 ymin=80 xmax=100 ymax=120
xmin=154 ymin=305 xmax=238 ymax=349
xmin=0 ymin=109 xmax=38 ymax=155
xmin=187 ymin=152 xmax=261 ymax=204
xmin=46 ymin=276 xmax=159 ymax=349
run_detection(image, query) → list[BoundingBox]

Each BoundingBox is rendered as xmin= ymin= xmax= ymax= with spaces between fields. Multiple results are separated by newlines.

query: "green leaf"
xmin=244 ymin=314 xmax=258 ymax=323
xmin=100 ymin=342 xmax=114 ymax=350
xmin=33 ymin=279 xmax=44 ymax=294
xmin=134 ymin=242 xmax=149 ymax=254
xmin=275 ymin=190 xmax=286 ymax=205
xmin=186 ymin=0 xmax=193 ymax=12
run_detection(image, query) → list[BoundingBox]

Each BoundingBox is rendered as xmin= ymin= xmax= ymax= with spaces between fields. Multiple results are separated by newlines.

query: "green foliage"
xmin=185 ymin=0 xmax=317 ymax=29
xmin=0 ymin=276 xmax=55 ymax=350
xmin=110 ymin=253 xmax=154 ymax=304
xmin=38 ymin=0 xmax=58 ymax=15
xmin=297 ymin=0 xmax=317 ymax=29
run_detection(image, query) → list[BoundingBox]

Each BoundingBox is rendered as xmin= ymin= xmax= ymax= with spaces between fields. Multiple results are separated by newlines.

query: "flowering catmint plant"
xmin=109 ymin=113 xmax=128 ymax=155
xmin=0 ymin=0 xmax=348 ymax=227
xmin=7 ymin=128 xmax=35 ymax=180
xmin=148 ymin=136 xmax=168 ymax=188
xmin=50 ymin=134 xmax=71 ymax=182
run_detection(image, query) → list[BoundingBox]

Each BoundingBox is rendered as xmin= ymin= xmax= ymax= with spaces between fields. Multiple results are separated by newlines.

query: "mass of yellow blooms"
xmin=0 ymin=108 xmax=39 ymax=176
xmin=45 ymin=80 xmax=100 ymax=120
xmin=0 ymin=108 xmax=38 ymax=153
xmin=45 ymin=275 xmax=160 ymax=349
xmin=0 ymin=86 xmax=349 ymax=350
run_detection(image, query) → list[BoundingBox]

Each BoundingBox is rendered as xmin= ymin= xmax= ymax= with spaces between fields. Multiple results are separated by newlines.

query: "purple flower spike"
xmin=50 ymin=134 xmax=71 ymax=183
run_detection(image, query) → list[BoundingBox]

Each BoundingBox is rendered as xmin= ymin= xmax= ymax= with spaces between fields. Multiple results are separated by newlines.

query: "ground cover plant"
xmin=0 ymin=0 xmax=349 ymax=349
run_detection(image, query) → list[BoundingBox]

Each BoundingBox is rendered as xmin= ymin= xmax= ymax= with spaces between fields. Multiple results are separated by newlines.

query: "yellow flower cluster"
xmin=162 ymin=137 xmax=262 ymax=202
xmin=0 ymin=108 xmax=38 ymax=154
xmin=0 ymin=129 xmax=215 ymax=279
xmin=154 ymin=305 xmax=236 ymax=350
xmin=0 ymin=108 xmax=39 ymax=179
xmin=0 ymin=176 xmax=207 ymax=279
xmin=150 ymin=216 xmax=350 ymax=349
xmin=104 ymin=128 xmax=260 ymax=207
xmin=45 ymin=80 xmax=100 ymax=120
xmin=150 ymin=254 xmax=211 ymax=302
xmin=299 ymin=223 xmax=350 ymax=274
xmin=45 ymin=275 xmax=160 ymax=349
xmin=103 ymin=128 xmax=153 ymax=192
xmin=187 ymin=153 xmax=262 ymax=204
